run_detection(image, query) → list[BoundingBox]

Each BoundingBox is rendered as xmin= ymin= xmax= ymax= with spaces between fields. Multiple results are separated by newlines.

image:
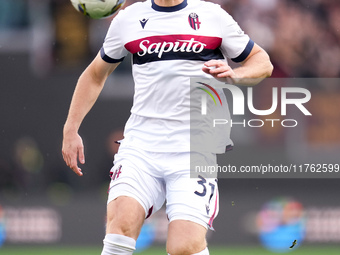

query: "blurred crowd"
xmin=220 ymin=0 xmax=340 ymax=77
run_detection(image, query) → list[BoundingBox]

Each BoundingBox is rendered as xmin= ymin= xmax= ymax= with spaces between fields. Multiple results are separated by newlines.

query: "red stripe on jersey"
xmin=125 ymin=34 xmax=222 ymax=54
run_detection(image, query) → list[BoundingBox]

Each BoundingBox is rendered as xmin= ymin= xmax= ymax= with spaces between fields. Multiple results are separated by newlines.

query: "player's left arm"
xmin=203 ymin=43 xmax=273 ymax=85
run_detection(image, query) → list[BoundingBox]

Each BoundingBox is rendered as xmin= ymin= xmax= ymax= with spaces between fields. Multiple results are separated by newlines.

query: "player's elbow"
xmin=258 ymin=49 xmax=274 ymax=78
xmin=253 ymin=47 xmax=274 ymax=79
xmin=264 ymin=59 xmax=274 ymax=78
xmin=79 ymin=64 xmax=105 ymax=89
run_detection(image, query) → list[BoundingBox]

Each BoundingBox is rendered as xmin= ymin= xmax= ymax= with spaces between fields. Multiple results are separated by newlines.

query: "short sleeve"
xmin=218 ymin=7 xmax=254 ymax=63
xmin=101 ymin=14 xmax=128 ymax=63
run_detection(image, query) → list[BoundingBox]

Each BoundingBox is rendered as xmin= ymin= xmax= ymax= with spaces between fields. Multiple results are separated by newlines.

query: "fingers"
xmin=78 ymin=145 xmax=85 ymax=165
xmin=202 ymin=60 xmax=236 ymax=79
xmin=70 ymin=148 xmax=84 ymax=177
xmin=62 ymin=138 xmax=85 ymax=177
xmin=73 ymin=146 xmax=85 ymax=176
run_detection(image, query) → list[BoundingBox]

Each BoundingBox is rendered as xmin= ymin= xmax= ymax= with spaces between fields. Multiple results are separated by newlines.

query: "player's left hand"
xmin=202 ymin=60 xmax=236 ymax=82
xmin=62 ymin=131 xmax=85 ymax=177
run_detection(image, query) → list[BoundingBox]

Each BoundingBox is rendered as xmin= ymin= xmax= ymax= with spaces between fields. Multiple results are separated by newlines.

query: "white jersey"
xmin=101 ymin=0 xmax=253 ymax=153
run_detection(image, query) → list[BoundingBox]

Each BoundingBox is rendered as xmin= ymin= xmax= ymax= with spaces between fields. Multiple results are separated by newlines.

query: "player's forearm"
xmin=232 ymin=48 xmax=273 ymax=86
xmin=63 ymin=70 xmax=105 ymax=134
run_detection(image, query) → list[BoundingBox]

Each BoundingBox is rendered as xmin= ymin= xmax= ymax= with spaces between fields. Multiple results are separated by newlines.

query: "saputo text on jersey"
xmin=138 ymin=38 xmax=206 ymax=58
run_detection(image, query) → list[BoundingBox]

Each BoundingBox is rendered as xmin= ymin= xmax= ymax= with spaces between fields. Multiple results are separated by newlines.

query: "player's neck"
xmin=153 ymin=0 xmax=185 ymax=7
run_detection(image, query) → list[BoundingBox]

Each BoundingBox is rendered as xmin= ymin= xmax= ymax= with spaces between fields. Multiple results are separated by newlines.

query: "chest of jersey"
xmin=121 ymin=9 xmax=224 ymax=64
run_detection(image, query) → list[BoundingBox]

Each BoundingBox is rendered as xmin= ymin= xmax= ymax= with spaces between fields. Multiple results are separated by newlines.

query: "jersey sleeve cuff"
xmin=100 ymin=47 xmax=125 ymax=63
xmin=231 ymin=39 xmax=254 ymax=63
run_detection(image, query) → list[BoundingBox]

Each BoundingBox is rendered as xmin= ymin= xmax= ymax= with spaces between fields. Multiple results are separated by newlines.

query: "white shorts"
xmin=107 ymin=146 xmax=219 ymax=229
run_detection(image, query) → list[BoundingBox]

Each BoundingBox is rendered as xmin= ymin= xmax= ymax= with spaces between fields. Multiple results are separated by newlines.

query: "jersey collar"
xmin=151 ymin=0 xmax=188 ymax=12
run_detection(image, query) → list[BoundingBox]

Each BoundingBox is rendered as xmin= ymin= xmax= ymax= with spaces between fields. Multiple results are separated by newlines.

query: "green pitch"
xmin=1 ymin=245 xmax=340 ymax=255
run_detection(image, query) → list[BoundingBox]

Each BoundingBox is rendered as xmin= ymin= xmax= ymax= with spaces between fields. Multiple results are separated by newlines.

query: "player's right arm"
xmin=62 ymin=52 xmax=120 ymax=176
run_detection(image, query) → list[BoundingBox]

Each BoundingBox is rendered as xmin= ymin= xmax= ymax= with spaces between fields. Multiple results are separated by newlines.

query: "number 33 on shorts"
xmin=193 ymin=175 xmax=219 ymax=229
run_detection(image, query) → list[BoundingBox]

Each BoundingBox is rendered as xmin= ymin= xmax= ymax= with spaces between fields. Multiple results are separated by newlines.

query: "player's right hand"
xmin=62 ymin=131 xmax=85 ymax=176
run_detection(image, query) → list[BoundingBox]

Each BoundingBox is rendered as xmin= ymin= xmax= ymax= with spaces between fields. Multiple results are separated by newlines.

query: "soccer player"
xmin=62 ymin=0 xmax=273 ymax=254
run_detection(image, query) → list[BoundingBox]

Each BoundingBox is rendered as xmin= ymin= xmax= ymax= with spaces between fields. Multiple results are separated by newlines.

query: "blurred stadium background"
xmin=1 ymin=0 xmax=340 ymax=254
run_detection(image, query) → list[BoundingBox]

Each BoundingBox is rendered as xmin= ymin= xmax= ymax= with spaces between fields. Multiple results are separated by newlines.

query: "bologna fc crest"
xmin=188 ymin=13 xmax=201 ymax=30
